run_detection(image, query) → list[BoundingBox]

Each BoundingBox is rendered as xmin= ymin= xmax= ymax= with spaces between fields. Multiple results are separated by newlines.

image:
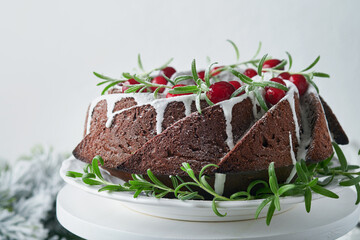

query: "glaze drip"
xmin=214 ymin=173 xmax=226 ymax=196
xmin=218 ymin=94 xmax=249 ymax=150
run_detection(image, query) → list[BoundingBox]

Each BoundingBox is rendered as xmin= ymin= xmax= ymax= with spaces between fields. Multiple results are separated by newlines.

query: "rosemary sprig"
xmin=261 ymin=53 xmax=330 ymax=93
xmin=94 ymin=55 xmax=174 ymax=96
xmin=67 ymin=144 xmax=360 ymax=226
xmin=93 ymin=41 xmax=330 ymax=113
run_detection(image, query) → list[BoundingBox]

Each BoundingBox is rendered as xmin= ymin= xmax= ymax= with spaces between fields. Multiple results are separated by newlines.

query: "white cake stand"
xmin=56 ymin=184 xmax=360 ymax=240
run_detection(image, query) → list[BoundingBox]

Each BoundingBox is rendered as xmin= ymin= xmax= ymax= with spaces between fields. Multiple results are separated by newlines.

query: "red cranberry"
xmin=198 ymin=71 xmax=205 ymax=81
xmin=150 ymin=76 xmax=168 ymax=93
xmin=265 ymin=77 xmax=286 ymax=91
xmin=265 ymin=87 xmax=286 ymax=105
xmin=229 ymin=81 xmax=241 ymax=89
xmin=229 ymin=81 xmax=245 ymax=96
xmin=122 ymin=79 xmax=147 ymax=92
xmin=289 ymin=74 xmax=309 ymax=95
xmin=166 ymin=84 xmax=193 ymax=98
xmin=263 ymin=59 xmax=284 ymax=71
xmin=278 ymin=72 xmax=291 ymax=80
xmin=124 ymin=78 xmax=139 ymax=85
xmin=210 ymin=66 xmax=224 ymax=76
xmin=206 ymin=81 xmax=235 ymax=104
xmin=161 ymin=66 xmax=176 ymax=78
xmin=244 ymin=68 xmax=258 ymax=78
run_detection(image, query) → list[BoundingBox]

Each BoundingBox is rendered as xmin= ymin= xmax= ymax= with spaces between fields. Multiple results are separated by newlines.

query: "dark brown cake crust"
xmin=217 ymin=94 xmax=301 ymax=173
xmin=302 ymin=92 xmax=334 ymax=163
xmin=117 ymin=97 xmax=255 ymax=176
xmin=73 ymin=96 xmax=205 ymax=168
xmin=319 ymin=96 xmax=349 ymax=145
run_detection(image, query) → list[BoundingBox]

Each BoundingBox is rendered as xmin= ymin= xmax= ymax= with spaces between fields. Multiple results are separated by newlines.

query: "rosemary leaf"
xmin=204 ymin=94 xmax=214 ymax=106
xmin=170 ymin=176 xmax=179 ymax=189
xmin=295 ymin=162 xmax=308 ymax=183
xmin=332 ymin=142 xmax=348 ymax=171
xmin=273 ymin=59 xmax=287 ymax=70
xmin=305 ymin=188 xmax=312 ymax=212
xmin=174 ymin=182 xmax=199 ymax=196
xmin=92 ymin=157 xmax=104 ymax=181
xmin=274 ymin=196 xmax=281 ymax=211
xmin=253 ymin=81 xmax=289 ymax=91
xmin=247 ymin=180 xmax=269 ymax=194
xmin=153 ymin=87 xmax=161 ymax=99
xmin=161 ymin=73 xmax=175 ymax=86
xmin=147 ymin=169 xmax=168 ymax=189
xmin=278 ymin=184 xmax=296 ymax=196
xmin=200 ymin=175 xmax=214 ymax=192
xmin=138 ymin=54 xmax=145 ymax=72
xmin=124 ymin=85 xmax=143 ymax=93
xmin=230 ymin=85 xmax=246 ymax=98
xmin=212 ymin=198 xmax=227 ymax=217
xmin=266 ymin=200 xmax=276 ymax=225
xmin=174 ymin=75 xmax=194 ymax=85
xmin=254 ymin=89 xmax=268 ymax=111
xmin=285 ymin=51 xmax=293 ymax=70
xmin=82 ymin=178 xmax=103 ymax=185
xmin=310 ymin=185 xmax=339 ymax=199
xmin=93 ymin=72 xmax=122 ymax=82
xmin=339 ymin=176 xmax=360 ymax=186
xmin=252 ymin=41 xmax=262 ymax=60
xmin=227 ymin=39 xmax=240 ymax=62
xmin=313 ymin=72 xmax=330 ymax=78
xmin=301 ymin=56 xmax=320 ymax=72
xmin=99 ymin=185 xmax=128 ymax=192
xmin=257 ymin=54 xmax=269 ymax=76
xmin=101 ymin=81 xmax=122 ymax=95
xmin=191 ymin=59 xmax=198 ymax=82
xmin=96 ymin=80 xmax=110 ymax=86
xmin=255 ymin=197 xmax=272 ymax=219
xmin=66 ymin=171 xmax=83 ymax=178
xmin=168 ymin=85 xmax=198 ymax=94
xmin=155 ymin=58 xmax=174 ymax=71
xmin=230 ymin=191 xmax=251 ymax=200
xmin=122 ymin=72 xmax=133 ymax=79
xmin=230 ymin=69 xmax=253 ymax=84
xmin=155 ymin=190 xmax=170 ymax=198
xmin=306 ymin=75 xmax=319 ymax=93
xmin=199 ymin=164 xmax=219 ymax=181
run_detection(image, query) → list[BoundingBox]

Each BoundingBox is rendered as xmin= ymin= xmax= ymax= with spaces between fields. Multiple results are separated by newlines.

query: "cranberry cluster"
xmin=120 ymin=59 xmax=309 ymax=106
xmin=262 ymin=59 xmax=309 ymax=105
xmin=122 ymin=66 xmax=176 ymax=93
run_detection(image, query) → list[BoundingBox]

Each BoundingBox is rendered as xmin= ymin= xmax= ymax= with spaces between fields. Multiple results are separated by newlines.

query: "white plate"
xmin=60 ymin=156 xmax=344 ymax=222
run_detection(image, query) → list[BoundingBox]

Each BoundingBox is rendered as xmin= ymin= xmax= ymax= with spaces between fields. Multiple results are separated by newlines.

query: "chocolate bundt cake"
xmin=73 ymin=59 xmax=348 ymax=196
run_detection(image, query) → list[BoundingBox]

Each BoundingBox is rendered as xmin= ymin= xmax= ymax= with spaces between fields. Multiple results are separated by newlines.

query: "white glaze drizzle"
xmin=218 ymin=94 xmax=248 ymax=150
xmin=85 ymin=93 xmax=200 ymax=135
xmin=285 ymin=132 xmax=298 ymax=183
xmin=108 ymin=94 xmax=198 ymax=133
xmin=183 ymin=97 xmax=193 ymax=117
xmin=214 ymin=173 xmax=226 ymax=196
xmin=281 ymin=81 xmax=301 ymax=143
xmin=86 ymin=93 xmax=155 ymax=134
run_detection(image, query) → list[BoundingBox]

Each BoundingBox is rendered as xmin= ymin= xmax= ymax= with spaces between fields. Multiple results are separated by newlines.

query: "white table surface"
xmin=57 ymin=184 xmax=360 ymax=240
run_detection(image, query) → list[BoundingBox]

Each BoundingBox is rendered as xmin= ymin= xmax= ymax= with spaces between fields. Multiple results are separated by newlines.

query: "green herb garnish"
xmin=67 ymin=144 xmax=360 ymax=225
xmin=93 ymin=40 xmax=330 ymax=112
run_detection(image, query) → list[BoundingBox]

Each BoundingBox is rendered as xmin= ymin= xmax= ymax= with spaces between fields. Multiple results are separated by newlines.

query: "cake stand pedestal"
xmin=57 ymin=184 xmax=360 ymax=240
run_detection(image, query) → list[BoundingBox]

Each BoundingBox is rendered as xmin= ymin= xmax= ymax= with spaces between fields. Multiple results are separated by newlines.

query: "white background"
xmin=0 ymin=0 xmax=359 ymax=161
